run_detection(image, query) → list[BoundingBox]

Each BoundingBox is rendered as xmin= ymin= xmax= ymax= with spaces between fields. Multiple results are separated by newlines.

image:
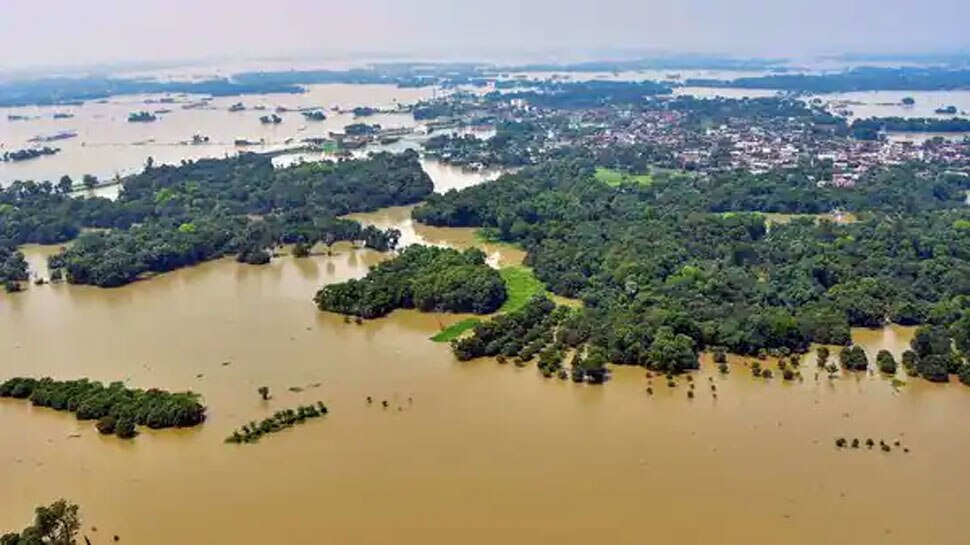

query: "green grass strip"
xmin=498 ymin=266 xmax=547 ymax=313
xmin=430 ymin=318 xmax=483 ymax=342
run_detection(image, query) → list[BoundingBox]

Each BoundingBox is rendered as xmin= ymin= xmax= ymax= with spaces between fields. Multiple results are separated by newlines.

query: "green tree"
xmin=645 ymin=327 xmax=699 ymax=374
xmin=115 ymin=417 xmax=137 ymax=439
xmin=911 ymin=326 xmax=952 ymax=359
xmin=292 ymin=242 xmax=311 ymax=258
xmin=876 ymin=350 xmax=897 ymax=374
xmin=57 ymin=175 xmax=73 ymax=194
xmin=816 ymin=346 xmax=830 ymax=368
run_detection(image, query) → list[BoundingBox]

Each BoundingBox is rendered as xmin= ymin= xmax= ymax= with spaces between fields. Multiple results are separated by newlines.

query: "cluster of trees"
xmin=225 ymin=402 xmax=328 ymax=444
xmin=839 ymin=346 xmax=869 ymax=371
xmin=413 ymin=157 xmax=970 ymax=380
xmin=453 ymin=296 xmax=562 ymax=361
xmin=851 ymin=117 xmax=970 ymax=138
xmin=423 ymin=121 xmax=543 ymax=168
xmin=834 ymin=437 xmax=906 ymax=453
xmin=906 ymin=324 xmax=970 ymax=383
xmin=315 ymin=246 xmax=506 ymax=318
xmin=451 ymin=296 xmax=620 ymax=382
xmin=0 ymin=377 xmax=206 ymax=439
xmin=1 ymin=147 xmax=60 ymax=162
xmin=0 ymin=242 xmax=28 ymax=292
xmin=342 ymin=123 xmax=381 ymax=136
xmin=127 ymin=111 xmax=157 ymax=123
xmin=302 ymin=110 xmax=326 ymax=121
xmin=665 ymin=96 xmax=833 ymax=130
xmin=698 ymin=163 xmax=970 ymax=214
xmin=1 ymin=151 xmax=431 ymax=287
xmin=412 ymin=97 xmax=478 ymax=120
xmin=0 ymin=74 xmax=304 ymax=108
xmin=1 ymin=500 xmax=81 ymax=545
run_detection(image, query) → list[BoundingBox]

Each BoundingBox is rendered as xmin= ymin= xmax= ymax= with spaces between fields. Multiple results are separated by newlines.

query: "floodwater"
xmin=675 ymin=86 xmax=783 ymax=99
xmin=814 ymin=90 xmax=970 ymax=119
xmin=3 ymin=81 xmax=970 ymax=545
xmin=3 ymin=185 xmax=970 ymax=545
xmin=0 ymin=83 xmax=436 ymax=185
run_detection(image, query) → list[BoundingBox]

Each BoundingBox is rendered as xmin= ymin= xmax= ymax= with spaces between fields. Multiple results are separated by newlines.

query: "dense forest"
xmin=697 ymin=163 xmax=970 ymax=214
xmin=0 ymin=151 xmax=432 ymax=287
xmin=0 ymin=377 xmax=206 ymax=439
xmin=414 ymin=158 xmax=970 ymax=382
xmin=315 ymin=246 xmax=506 ymax=318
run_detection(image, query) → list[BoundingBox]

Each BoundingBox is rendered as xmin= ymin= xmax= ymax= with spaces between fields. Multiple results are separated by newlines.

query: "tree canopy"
xmin=414 ymin=157 xmax=970 ymax=381
xmin=1 ymin=151 xmax=432 ymax=288
xmin=315 ymin=246 xmax=507 ymax=319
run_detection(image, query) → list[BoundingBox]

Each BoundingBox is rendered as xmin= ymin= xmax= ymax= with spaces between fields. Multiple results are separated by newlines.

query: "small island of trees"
xmin=315 ymin=245 xmax=507 ymax=318
xmin=127 ymin=111 xmax=157 ymax=122
xmin=225 ymin=402 xmax=328 ymax=444
xmin=0 ymin=377 xmax=206 ymax=439
xmin=301 ymin=110 xmax=326 ymax=121
xmin=1 ymin=147 xmax=61 ymax=163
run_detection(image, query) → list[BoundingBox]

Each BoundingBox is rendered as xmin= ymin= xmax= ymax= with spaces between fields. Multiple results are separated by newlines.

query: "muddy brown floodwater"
xmin=3 ymin=201 xmax=970 ymax=544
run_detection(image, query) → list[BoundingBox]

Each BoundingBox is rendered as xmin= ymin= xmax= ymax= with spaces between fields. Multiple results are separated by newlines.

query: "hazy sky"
xmin=1 ymin=0 xmax=968 ymax=70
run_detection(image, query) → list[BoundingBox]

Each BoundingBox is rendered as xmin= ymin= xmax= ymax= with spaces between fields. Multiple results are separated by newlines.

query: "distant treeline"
xmin=490 ymin=80 xmax=673 ymax=109
xmin=850 ymin=116 xmax=970 ymax=138
xmin=0 ymin=76 xmax=304 ymax=108
xmin=0 ymin=377 xmax=206 ymax=439
xmin=685 ymin=67 xmax=970 ymax=93
xmin=0 ymin=64 xmax=491 ymax=107
xmin=496 ymin=55 xmax=784 ymax=73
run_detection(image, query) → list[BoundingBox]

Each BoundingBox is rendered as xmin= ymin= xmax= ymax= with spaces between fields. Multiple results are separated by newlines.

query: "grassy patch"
xmin=430 ymin=318 xmax=483 ymax=343
xmin=429 ymin=267 xmax=547 ymax=342
xmin=594 ymin=167 xmax=654 ymax=187
xmin=499 ymin=266 xmax=546 ymax=313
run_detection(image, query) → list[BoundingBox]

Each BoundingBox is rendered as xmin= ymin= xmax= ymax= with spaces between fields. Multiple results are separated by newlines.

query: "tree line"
xmin=684 ymin=67 xmax=970 ymax=93
xmin=225 ymin=403 xmax=329 ymax=444
xmin=0 ymin=377 xmax=206 ymax=439
xmin=851 ymin=116 xmax=970 ymax=139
